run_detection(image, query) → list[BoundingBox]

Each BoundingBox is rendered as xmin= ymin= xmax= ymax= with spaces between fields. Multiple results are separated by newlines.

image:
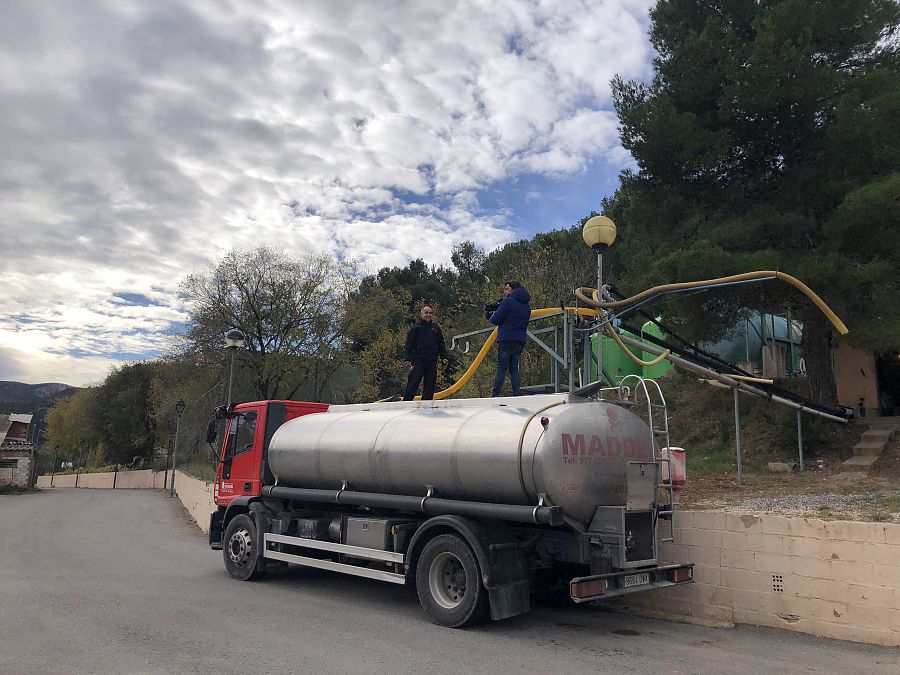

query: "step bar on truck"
xmin=263 ymin=532 xmax=407 ymax=584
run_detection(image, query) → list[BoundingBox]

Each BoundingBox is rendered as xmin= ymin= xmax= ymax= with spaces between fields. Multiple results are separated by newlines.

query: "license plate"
xmin=622 ymin=573 xmax=650 ymax=588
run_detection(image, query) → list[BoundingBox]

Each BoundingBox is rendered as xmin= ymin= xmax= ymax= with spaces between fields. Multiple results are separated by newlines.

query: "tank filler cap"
xmin=540 ymin=416 xmax=550 ymax=427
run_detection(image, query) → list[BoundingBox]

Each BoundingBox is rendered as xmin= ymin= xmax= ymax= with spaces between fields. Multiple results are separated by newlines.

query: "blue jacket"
xmin=489 ymin=286 xmax=531 ymax=343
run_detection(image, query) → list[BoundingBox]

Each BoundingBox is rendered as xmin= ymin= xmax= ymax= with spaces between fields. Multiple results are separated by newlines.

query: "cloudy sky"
xmin=0 ymin=0 xmax=654 ymax=387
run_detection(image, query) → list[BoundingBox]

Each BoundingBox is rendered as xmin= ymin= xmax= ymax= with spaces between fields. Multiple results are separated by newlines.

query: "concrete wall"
xmin=614 ymin=511 xmax=900 ymax=647
xmin=171 ymin=470 xmax=215 ymax=533
xmin=36 ymin=469 xmax=157 ymax=489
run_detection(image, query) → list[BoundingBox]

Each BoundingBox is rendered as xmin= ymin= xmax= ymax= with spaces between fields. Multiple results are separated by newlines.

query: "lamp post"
xmin=50 ymin=445 xmax=58 ymax=487
xmin=169 ymin=399 xmax=187 ymax=498
xmin=225 ymin=328 xmax=246 ymax=407
xmin=582 ymin=215 xmax=618 ymax=385
xmin=75 ymin=441 xmax=85 ymax=488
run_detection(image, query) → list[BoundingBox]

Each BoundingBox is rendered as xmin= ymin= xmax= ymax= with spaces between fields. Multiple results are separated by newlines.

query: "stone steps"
xmin=842 ymin=455 xmax=880 ymax=469
xmin=842 ymin=417 xmax=898 ymax=471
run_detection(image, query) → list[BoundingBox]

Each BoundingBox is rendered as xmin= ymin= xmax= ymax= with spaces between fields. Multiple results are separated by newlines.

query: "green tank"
xmin=590 ymin=331 xmax=642 ymax=384
xmin=640 ymin=320 xmax=674 ymax=379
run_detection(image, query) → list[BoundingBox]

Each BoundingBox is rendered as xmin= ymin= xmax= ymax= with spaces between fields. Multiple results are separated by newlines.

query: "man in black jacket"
xmin=403 ymin=306 xmax=448 ymax=401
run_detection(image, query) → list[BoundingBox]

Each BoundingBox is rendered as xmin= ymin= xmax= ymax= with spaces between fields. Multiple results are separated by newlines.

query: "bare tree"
xmin=179 ymin=246 xmax=362 ymax=402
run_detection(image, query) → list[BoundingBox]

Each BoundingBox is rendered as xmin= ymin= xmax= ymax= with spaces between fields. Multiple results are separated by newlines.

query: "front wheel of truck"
xmin=416 ymin=534 xmax=488 ymax=628
xmin=223 ymin=514 xmax=264 ymax=581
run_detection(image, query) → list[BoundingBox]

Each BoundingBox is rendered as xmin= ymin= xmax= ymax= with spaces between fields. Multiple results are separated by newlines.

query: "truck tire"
xmin=223 ymin=514 xmax=264 ymax=581
xmin=416 ymin=534 xmax=488 ymax=628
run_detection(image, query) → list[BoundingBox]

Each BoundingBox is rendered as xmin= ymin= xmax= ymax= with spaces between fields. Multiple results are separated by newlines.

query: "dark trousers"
xmin=404 ymin=359 xmax=438 ymax=400
xmin=492 ymin=341 xmax=525 ymax=396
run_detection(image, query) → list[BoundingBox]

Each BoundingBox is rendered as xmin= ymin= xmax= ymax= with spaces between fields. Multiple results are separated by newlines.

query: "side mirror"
xmin=206 ymin=419 xmax=218 ymax=445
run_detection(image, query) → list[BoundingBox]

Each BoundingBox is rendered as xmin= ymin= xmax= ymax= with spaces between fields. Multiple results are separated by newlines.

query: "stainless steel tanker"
xmin=269 ymin=393 xmax=656 ymax=524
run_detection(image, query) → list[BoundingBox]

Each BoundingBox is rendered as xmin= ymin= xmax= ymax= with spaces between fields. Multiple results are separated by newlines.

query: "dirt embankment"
xmin=658 ymin=373 xmax=900 ymax=522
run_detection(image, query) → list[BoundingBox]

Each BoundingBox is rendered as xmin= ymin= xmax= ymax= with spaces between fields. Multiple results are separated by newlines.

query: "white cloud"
xmin=0 ymin=0 xmax=654 ymax=385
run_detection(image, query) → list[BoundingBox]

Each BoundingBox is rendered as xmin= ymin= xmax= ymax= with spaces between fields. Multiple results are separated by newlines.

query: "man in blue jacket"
xmin=488 ymin=280 xmax=531 ymax=396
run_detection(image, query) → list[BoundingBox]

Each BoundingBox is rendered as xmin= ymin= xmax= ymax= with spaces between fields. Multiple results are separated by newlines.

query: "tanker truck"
xmin=206 ymin=385 xmax=693 ymax=627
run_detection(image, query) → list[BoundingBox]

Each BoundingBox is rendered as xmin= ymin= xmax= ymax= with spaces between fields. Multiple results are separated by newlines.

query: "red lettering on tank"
xmin=606 ymin=407 xmax=622 ymax=432
xmin=588 ymin=435 xmax=605 ymax=455
xmin=623 ymin=438 xmax=636 ymax=458
xmin=562 ymin=433 xmax=585 ymax=455
xmin=607 ymin=436 xmax=621 ymax=458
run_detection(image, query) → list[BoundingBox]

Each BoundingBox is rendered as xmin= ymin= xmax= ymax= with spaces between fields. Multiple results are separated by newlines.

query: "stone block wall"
xmin=0 ymin=453 xmax=33 ymax=487
xmin=614 ymin=511 xmax=900 ymax=647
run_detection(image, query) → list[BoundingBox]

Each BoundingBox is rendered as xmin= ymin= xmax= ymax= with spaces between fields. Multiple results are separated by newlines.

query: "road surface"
xmin=1 ymin=489 xmax=896 ymax=674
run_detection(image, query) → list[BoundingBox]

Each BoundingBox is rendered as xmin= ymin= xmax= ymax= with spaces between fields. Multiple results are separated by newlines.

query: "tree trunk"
xmin=799 ymin=310 xmax=838 ymax=405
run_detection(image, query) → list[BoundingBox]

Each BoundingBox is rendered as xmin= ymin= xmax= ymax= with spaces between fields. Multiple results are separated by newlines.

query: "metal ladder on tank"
xmin=618 ymin=375 xmax=676 ymax=545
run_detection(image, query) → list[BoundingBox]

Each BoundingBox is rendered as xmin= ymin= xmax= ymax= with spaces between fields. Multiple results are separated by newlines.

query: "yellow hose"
xmin=411 ymin=270 xmax=828 ymax=401
xmin=575 ymin=270 xmax=848 ymax=335
xmin=415 ymin=306 xmax=598 ymax=401
xmin=600 ymin=309 xmax=672 ymax=366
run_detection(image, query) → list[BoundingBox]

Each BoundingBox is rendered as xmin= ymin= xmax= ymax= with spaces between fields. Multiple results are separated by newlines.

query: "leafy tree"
xmin=95 ymin=363 xmax=156 ymax=466
xmin=46 ymin=388 xmax=101 ymax=469
xmin=148 ymin=353 xmax=225 ymax=465
xmin=45 ymin=363 xmax=156 ymax=468
xmin=606 ymin=0 xmax=900 ymax=403
xmin=363 ymin=258 xmax=460 ymax=319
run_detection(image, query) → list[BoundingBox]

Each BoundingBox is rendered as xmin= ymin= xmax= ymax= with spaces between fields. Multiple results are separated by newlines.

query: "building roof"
xmin=0 ymin=413 xmax=32 ymax=447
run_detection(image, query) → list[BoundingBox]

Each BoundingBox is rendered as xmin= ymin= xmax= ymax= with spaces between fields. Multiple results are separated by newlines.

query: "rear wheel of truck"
xmin=416 ymin=534 xmax=487 ymax=628
xmin=223 ymin=514 xmax=264 ymax=581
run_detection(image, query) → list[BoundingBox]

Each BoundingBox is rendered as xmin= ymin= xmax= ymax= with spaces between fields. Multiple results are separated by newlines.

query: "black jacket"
xmin=404 ymin=320 xmax=448 ymax=362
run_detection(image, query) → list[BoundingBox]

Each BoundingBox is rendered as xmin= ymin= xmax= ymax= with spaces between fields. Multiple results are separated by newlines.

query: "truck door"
xmin=218 ymin=410 xmax=261 ymax=504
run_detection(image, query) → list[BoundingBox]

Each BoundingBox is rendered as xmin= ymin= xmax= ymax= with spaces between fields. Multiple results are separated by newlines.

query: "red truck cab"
xmin=215 ymin=400 xmax=329 ymax=507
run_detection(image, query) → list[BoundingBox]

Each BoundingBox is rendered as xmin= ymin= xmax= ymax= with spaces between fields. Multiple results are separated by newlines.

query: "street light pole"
xmin=50 ymin=445 xmax=58 ymax=487
xmin=225 ymin=328 xmax=246 ymax=407
xmin=596 ymin=249 xmax=603 ymax=384
xmin=169 ymin=399 xmax=187 ymax=498
xmin=582 ymin=216 xmax=617 ymax=387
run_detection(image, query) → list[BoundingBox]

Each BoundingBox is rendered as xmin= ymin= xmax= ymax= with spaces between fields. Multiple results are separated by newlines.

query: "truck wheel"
xmin=416 ymin=534 xmax=487 ymax=628
xmin=223 ymin=514 xmax=264 ymax=581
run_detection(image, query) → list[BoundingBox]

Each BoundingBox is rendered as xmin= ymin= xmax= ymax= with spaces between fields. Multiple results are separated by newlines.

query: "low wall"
xmin=171 ymin=470 xmax=215 ymax=534
xmin=36 ymin=469 xmax=157 ymax=489
xmin=613 ymin=511 xmax=900 ymax=647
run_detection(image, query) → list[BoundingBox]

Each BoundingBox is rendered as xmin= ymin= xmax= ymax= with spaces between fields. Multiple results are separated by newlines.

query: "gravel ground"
xmin=726 ymin=490 xmax=900 ymax=514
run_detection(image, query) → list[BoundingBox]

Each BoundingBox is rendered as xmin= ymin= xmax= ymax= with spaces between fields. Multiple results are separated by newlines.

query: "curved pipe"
xmin=575 ymin=270 xmax=848 ymax=335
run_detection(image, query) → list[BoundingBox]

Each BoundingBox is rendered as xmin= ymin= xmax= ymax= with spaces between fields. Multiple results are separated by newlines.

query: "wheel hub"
xmin=429 ymin=551 xmax=467 ymax=610
xmin=227 ymin=527 xmax=253 ymax=567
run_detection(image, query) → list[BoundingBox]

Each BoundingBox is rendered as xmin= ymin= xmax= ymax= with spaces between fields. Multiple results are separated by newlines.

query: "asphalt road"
xmin=1 ymin=489 xmax=896 ymax=675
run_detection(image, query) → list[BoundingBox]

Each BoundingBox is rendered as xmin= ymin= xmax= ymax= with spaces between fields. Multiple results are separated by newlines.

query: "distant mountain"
xmin=0 ymin=382 xmax=80 ymax=439
xmin=0 ymin=381 xmax=77 ymax=404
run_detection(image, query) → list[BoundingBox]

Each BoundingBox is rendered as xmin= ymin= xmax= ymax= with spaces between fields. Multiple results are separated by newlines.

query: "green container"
xmin=640 ymin=320 xmax=674 ymax=379
xmin=589 ymin=331 xmax=642 ymax=384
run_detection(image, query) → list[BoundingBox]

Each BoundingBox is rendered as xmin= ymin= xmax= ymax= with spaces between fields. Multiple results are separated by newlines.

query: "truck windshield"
xmin=226 ymin=411 xmax=257 ymax=458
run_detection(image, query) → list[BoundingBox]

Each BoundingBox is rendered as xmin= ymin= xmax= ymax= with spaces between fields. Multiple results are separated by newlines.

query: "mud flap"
xmin=488 ymin=578 xmax=531 ymax=621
